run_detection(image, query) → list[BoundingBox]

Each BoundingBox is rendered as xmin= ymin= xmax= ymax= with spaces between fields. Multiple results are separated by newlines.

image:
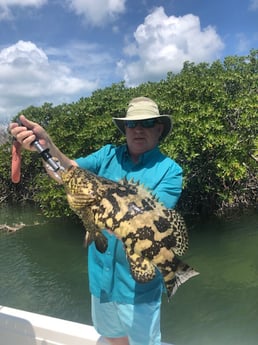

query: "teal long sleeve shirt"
xmin=76 ymin=144 xmax=183 ymax=304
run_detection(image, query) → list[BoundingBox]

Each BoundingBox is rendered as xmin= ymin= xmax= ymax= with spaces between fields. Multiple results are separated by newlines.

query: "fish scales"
xmin=61 ymin=166 xmax=199 ymax=298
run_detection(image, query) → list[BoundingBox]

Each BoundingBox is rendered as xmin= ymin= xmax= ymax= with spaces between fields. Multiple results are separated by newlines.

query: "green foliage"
xmin=1 ymin=50 xmax=257 ymax=217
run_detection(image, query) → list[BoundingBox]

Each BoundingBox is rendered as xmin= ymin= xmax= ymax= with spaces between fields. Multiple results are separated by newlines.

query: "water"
xmin=161 ymin=213 xmax=258 ymax=345
xmin=0 ymin=205 xmax=258 ymax=345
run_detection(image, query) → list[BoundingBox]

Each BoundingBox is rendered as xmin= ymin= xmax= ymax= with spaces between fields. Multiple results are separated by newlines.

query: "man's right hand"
xmin=9 ymin=114 xmax=50 ymax=152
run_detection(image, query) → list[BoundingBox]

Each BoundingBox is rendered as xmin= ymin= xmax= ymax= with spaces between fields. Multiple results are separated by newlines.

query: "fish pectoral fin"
xmin=126 ymin=252 xmax=156 ymax=283
xmin=83 ymin=216 xmax=108 ymax=253
xmin=94 ymin=231 xmax=108 ymax=253
xmin=84 ymin=230 xmax=92 ymax=247
xmin=84 ymin=228 xmax=108 ymax=253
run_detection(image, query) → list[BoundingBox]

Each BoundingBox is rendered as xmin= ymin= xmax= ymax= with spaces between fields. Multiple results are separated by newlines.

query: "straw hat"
xmin=112 ymin=97 xmax=172 ymax=140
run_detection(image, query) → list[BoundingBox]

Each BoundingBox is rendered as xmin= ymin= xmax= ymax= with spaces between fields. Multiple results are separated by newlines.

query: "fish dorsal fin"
xmin=126 ymin=251 xmax=156 ymax=283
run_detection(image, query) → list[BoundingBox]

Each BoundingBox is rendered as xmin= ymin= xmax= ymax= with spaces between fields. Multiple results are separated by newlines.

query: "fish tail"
xmin=166 ymin=261 xmax=199 ymax=299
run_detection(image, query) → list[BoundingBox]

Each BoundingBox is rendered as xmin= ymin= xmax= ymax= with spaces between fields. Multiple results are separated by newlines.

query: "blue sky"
xmin=0 ymin=0 xmax=257 ymax=123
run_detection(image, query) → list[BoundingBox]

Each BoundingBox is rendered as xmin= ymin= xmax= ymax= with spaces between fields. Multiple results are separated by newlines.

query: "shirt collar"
xmin=123 ymin=144 xmax=160 ymax=165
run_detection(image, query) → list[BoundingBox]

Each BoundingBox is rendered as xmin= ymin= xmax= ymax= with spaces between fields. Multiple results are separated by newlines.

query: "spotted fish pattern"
xmin=61 ymin=166 xmax=199 ymax=298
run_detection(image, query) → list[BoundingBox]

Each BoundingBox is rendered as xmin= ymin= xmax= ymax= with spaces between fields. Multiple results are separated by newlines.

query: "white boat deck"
xmin=0 ymin=305 xmax=172 ymax=345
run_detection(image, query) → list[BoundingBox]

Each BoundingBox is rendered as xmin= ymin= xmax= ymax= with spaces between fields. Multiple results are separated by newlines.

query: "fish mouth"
xmin=61 ymin=165 xmax=77 ymax=182
xmin=67 ymin=165 xmax=76 ymax=172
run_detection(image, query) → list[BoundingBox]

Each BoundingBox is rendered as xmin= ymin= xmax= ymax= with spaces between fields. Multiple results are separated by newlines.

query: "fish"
xmin=60 ymin=165 xmax=199 ymax=298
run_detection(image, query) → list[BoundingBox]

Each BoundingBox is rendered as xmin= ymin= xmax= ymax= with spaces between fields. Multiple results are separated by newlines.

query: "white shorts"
xmin=91 ymin=295 xmax=162 ymax=345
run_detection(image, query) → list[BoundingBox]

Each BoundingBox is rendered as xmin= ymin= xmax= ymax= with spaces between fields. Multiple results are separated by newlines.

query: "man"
xmin=10 ymin=97 xmax=183 ymax=345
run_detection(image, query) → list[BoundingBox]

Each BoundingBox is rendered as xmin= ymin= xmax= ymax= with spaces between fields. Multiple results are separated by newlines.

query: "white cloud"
xmin=236 ymin=33 xmax=251 ymax=53
xmin=118 ymin=7 xmax=224 ymax=86
xmin=66 ymin=0 xmax=126 ymax=26
xmin=249 ymin=0 xmax=258 ymax=10
xmin=0 ymin=40 xmax=100 ymax=123
xmin=0 ymin=0 xmax=47 ymax=20
xmin=0 ymin=0 xmax=46 ymax=5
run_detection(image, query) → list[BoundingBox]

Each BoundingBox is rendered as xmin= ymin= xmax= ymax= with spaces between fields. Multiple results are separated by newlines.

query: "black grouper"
xmin=61 ymin=165 xmax=199 ymax=298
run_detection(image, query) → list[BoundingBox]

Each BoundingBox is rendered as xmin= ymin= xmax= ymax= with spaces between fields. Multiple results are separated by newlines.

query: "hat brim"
xmin=112 ymin=115 xmax=172 ymax=141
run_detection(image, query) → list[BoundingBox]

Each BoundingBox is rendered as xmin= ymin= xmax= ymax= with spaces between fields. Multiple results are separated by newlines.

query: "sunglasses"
xmin=125 ymin=119 xmax=160 ymax=129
